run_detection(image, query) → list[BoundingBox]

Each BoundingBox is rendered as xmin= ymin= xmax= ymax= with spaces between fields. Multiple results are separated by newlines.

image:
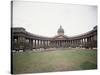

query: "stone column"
xmin=74 ymin=40 xmax=76 ymax=48
xmin=57 ymin=40 xmax=59 ymax=48
xmin=53 ymin=41 xmax=55 ymax=47
xmin=48 ymin=40 xmax=49 ymax=48
xmin=85 ymin=38 xmax=87 ymax=48
xmin=46 ymin=40 xmax=48 ymax=48
xmin=84 ymin=38 xmax=87 ymax=48
xmin=77 ymin=39 xmax=78 ymax=47
xmin=64 ymin=40 xmax=66 ymax=47
xmin=79 ymin=39 xmax=81 ymax=48
xmin=53 ymin=41 xmax=55 ymax=48
xmin=71 ymin=40 xmax=72 ymax=47
xmin=55 ymin=41 xmax=57 ymax=48
xmin=93 ymin=35 xmax=97 ymax=48
xmin=69 ymin=40 xmax=71 ymax=47
xmin=68 ymin=40 xmax=69 ymax=47
xmin=45 ymin=40 xmax=47 ymax=48
xmin=40 ymin=40 xmax=41 ymax=48
xmin=64 ymin=40 xmax=66 ymax=48
xmin=72 ymin=40 xmax=73 ymax=47
xmin=17 ymin=36 xmax=26 ymax=51
xmin=69 ymin=40 xmax=70 ymax=47
xmin=56 ymin=41 xmax=57 ymax=48
xmin=83 ymin=38 xmax=84 ymax=47
xmin=81 ymin=38 xmax=83 ymax=48
xmin=46 ymin=40 xmax=47 ymax=48
xmin=15 ymin=37 xmax=19 ymax=51
xmin=38 ymin=40 xmax=39 ymax=48
xmin=58 ymin=40 xmax=59 ymax=48
xmin=87 ymin=37 xmax=90 ymax=48
xmin=67 ymin=40 xmax=68 ymax=47
xmin=76 ymin=39 xmax=78 ymax=47
xmin=34 ymin=40 xmax=36 ymax=49
xmin=56 ymin=40 xmax=58 ymax=48
xmin=50 ymin=41 xmax=52 ymax=48
xmin=29 ymin=39 xmax=33 ymax=50
xmin=42 ymin=40 xmax=44 ymax=48
xmin=90 ymin=36 xmax=92 ymax=49
xmin=73 ymin=40 xmax=74 ymax=47
xmin=43 ymin=40 xmax=45 ymax=48
xmin=60 ymin=40 xmax=61 ymax=47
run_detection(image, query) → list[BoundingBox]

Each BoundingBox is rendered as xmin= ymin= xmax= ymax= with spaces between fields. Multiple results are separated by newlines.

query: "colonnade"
xmin=12 ymin=36 xmax=51 ymax=51
xmin=12 ymin=34 xmax=97 ymax=51
xmin=49 ymin=35 xmax=97 ymax=49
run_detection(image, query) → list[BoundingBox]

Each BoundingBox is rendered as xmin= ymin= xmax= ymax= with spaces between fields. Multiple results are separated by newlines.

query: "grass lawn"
xmin=12 ymin=48 xmax=97 ymax=74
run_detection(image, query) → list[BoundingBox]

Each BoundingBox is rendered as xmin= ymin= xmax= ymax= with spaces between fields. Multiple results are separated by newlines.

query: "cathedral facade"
xmin=11 ymin=25 xmax=97 ymax=52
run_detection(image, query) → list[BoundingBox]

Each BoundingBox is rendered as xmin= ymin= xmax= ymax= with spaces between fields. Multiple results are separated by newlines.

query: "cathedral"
xmin=11 ymin=25 xmax=97 ymax=52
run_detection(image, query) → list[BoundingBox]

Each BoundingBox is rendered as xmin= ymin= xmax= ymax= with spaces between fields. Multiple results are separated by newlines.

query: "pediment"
xmin=52 ymin=35 xmax=67 ymax=40
xmin=57 ymin=36 xmax=65 ymax=38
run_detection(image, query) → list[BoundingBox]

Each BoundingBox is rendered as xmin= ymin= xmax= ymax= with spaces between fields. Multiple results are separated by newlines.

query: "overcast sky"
xmin=13 ymin=1 xmax=97 ymax=37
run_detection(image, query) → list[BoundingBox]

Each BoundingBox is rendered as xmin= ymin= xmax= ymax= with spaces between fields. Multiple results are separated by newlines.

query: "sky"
xmin=13 ymin=1 xmax=97 ymax=37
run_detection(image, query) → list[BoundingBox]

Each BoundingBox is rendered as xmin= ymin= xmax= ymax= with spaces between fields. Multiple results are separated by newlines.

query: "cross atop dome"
xmin=57 ymin=25 xmax=64 ymax=35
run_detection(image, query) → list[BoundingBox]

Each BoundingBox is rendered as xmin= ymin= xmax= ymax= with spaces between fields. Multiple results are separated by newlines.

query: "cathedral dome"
xmin=57 ymin=25 xmax=64 ymax=35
